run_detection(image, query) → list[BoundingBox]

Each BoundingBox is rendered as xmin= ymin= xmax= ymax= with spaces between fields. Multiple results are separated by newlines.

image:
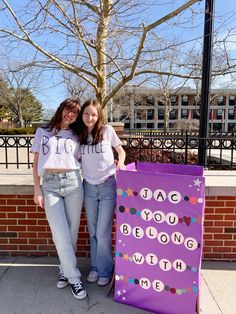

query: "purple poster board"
xmin=114 ymin=162 xmax=205 ymax=314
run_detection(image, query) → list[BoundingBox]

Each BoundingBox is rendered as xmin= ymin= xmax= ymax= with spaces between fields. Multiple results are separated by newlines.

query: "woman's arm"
xmin=33 ymin=153 xmax=44 ymax=208
xmin=115 ymin=145 xmax=126 ymax=170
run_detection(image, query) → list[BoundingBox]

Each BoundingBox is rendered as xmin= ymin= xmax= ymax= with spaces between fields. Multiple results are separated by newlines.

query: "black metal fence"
xmin=0 ymin=135 xmax=34 ymax=169
xmin=0 ymin=133 xmax=235 ymax=170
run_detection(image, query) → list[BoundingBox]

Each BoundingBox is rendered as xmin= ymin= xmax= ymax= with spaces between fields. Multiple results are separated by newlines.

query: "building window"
xmin=213 ymin=123 xmax=222 ymax=131
xmin=169 ymin=109 xmax=177 ymax=120
xmin=158 ymin=109 xmax=164 ymax=120
xmin=170 ymin=95 xmax=177 ymax=106
xmin=217 ymin=96 xmax=225 ymax=106
xmin=182 ymin=95 xmax=188 ymax=106
xmin=147 ymin=123 xmax=154 ymax=129
xmin=228 ymin=109 xmax=235 ymax=120
xmin=124 ymin=121 xmax=130 ymax=129
xmin=229 ymin=96 xmax=236 ymax=106
xmin=147 ymin=109 xmax=154 ymax=120
xmin=135 ymin=109 xmax=147 ymax=120
xmin=193 ymin=109 xmax=200 ymax=119
xmin=181 ymin=109 xmax=188 ymax=119
xmin=216 ymin=109 xmax=223 ymax=120
xmin=147 ymin=96 xmax=154 ymax=106
xmin=135 ymin=109 xmax=141 ymax=120
xmin=158 ymin=96 xmax=164 ymax=106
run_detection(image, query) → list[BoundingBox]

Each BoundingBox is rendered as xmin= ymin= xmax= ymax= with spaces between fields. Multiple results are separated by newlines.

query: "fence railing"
xmin=125 ymin=129 xmax=235 ymax=138
xmin=0 ymin=135 xmax=34 ymax=169
xmin=0 ymin=133 xmax=235 ymax=170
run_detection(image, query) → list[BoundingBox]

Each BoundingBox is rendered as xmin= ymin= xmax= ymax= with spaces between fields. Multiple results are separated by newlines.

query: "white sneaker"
xmin=97 ymin=277 xmax=111 ymax=286
xmin=87 ymin=270 xmax=99 ymax=283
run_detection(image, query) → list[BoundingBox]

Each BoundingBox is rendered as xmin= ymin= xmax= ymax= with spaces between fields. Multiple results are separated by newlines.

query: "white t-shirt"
xmin=31 ymin=127 xmax=81 ymax=176
xmin=80 ymin=125 xmax=122 ymax=185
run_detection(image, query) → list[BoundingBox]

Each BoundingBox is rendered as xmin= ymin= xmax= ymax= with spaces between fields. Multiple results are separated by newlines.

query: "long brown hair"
xmin=46 ymin=98 xmax=81 ymax=133
xmin=78 ymin=99 xmax=104 ymax=145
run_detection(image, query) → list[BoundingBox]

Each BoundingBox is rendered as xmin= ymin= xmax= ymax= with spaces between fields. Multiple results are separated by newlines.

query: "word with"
xmin=116 ymin=250 xmax=198 ymax=273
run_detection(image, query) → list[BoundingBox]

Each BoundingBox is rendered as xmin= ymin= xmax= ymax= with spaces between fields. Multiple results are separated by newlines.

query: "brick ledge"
xmin=0 ymin=170 xmax=236 ymax=196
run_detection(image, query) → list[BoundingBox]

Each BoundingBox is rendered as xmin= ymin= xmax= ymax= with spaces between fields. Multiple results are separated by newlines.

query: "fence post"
xmin=185 ymin=130 xmax=188 ymax=164
xmin=198 ymin=0 xmax=215 ymax=167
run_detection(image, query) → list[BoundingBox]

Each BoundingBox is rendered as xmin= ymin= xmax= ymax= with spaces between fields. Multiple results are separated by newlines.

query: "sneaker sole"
xmin=87 ymin=277 xmax=99 ymax=283
xmin=71 ymin=290 xmax=87 ymax=300
xmin=57 ymin=281 xmax=69 ymax=289
xmin=97 ymin=280 xmax=110 ymax=286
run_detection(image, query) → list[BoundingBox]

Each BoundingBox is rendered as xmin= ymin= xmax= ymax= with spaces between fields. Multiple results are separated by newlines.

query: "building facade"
xmin=111 ymin=86 xmax=236 ymax=132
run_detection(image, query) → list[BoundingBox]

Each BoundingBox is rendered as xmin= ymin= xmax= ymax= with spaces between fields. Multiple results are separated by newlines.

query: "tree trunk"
xmin=164 ymin=95 xmax=170 ymax=133
xmin=96 ymin=0 xmax=112 ymax=122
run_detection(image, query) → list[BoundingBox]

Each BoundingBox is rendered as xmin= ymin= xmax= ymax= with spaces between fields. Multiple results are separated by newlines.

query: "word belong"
xmin=120 ymin=223 xmax=198 ymax=251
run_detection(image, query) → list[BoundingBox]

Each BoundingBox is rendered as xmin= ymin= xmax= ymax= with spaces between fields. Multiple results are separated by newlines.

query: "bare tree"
xmin=0 ymin=64 xmax=43 ymax=127
xmin=141 ymin=38 xmax=190 ymax=131
xmin=0 ymin=0 xmax=203 ymax=114
xmin=61 ymin=71 xmax=94 ymax=102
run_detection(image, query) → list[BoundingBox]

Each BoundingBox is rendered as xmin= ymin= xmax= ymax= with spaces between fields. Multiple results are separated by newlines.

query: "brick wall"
xmin=1 ymin=194 xmax=236 ymax=261
xmin=203 ymin=196 xmax=236 ymax=261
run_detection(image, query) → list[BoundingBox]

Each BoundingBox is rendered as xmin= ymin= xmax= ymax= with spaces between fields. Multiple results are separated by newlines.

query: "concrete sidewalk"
xmin=0 ymin=257 xmax=235 ymax=314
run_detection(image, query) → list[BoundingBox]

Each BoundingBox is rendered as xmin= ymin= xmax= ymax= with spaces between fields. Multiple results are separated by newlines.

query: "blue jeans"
xmin=83 ymin=176 xmax=116 ymax=278
xmin=42 ymin=170 xmax=83 ymax=284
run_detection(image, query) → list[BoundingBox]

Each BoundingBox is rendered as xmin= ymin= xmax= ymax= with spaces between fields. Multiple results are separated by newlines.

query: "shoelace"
xmin=58 ymin=275 xmax=67 ymax=281
xmin=72 ymin=282 xmax=83 ymax=293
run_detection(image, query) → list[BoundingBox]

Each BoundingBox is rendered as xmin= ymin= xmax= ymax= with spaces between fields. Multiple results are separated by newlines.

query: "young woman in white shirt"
xmin=31 ymin=99 xmax=87 ymax=300
xmin=78 ymin=99 xmax=126 ymax=286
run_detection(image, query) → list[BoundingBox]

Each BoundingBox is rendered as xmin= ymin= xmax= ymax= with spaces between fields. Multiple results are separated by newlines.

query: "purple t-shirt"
xmin=31 ymin=127 xmax=81 ymax=176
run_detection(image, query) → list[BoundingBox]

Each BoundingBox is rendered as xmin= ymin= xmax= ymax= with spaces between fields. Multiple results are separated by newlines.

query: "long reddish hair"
xmin=78 ymin=99 xmax=104 ymax=145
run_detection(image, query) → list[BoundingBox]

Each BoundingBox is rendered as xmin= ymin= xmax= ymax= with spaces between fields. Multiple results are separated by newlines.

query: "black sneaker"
xmin=57 ymin=274 xmax=69 ymax=289
xmin=70 ymin=281 xmax=87 ymax=300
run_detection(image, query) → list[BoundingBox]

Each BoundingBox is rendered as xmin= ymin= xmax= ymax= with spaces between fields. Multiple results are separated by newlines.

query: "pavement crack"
xmin=201 ymin=274 xmax=224 ymax=314
xmin=0 ymin=257 xmax=17 ymax=281
xmin=86 ymin=301 xmax=100 ymax=311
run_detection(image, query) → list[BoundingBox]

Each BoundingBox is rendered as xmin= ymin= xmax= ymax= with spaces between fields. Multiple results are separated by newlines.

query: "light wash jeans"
xmin=42 ymin=170 xmax=83 ymax=284
xmin=83 ymin=175 xmax=116 ymax=278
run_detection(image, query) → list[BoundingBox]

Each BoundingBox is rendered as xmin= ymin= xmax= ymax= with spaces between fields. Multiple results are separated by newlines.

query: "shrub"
xmin=0 ymin=127 xmax=37 ymax=135
xmin=123 ymin=148 xmax=198 ymax=165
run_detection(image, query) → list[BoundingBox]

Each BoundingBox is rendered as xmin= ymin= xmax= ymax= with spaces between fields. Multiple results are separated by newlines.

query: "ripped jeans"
xmin=42 ymin=170 xmax=83 ymax=284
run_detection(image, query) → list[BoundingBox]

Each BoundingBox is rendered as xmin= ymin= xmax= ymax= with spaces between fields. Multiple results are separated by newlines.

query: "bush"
xmin=123 ymin=148 xmax=198 ymax=165
xmin=0 ymin=127 xmax=37 ymax=135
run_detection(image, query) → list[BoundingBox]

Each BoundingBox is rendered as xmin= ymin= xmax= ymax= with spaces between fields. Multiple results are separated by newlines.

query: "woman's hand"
xmin=117 ymin=162 xmax=126 ymax=170
xmin=32 ymin=153 xmax=44 ymax=208
xmin=115 ymin=145 xmax=126 ymax=171
xmin=34 ymin=190 xmax=44 ymax=208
